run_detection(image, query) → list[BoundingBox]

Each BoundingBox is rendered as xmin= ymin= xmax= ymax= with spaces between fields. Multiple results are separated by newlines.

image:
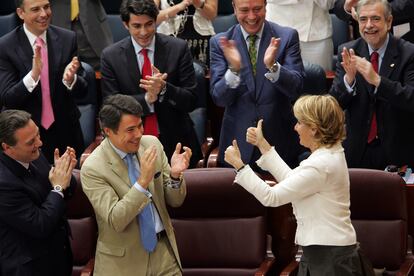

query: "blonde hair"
xmin=293 ymin=95 xmax=346 ymax=148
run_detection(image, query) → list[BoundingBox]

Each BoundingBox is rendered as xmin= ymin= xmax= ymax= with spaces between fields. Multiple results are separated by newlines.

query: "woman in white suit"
xmin=225 ymin=95 xmax=371 ymax=275
xmin=266 ymin=0 xmax=335 ymax=70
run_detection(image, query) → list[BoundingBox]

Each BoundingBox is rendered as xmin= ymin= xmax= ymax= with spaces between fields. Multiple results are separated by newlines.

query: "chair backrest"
xmin=169 ymin=168 xmax=269 ymax=275
xmin=212 ymin=14 xmax=238 ymax=34
xmin=349 ymin=168 xmax=408 ymax=271
xmin=0 ymin=13 xmax=20 ymax=38
xmin=107 ymin=14 xmax=129 ymax=43
xmin=67 ymin=170 xmax=97 ymax=276
xmin=74 ymin=62 xmax=98 ymax=147
xmin=0 ymin=1 xmax=16 ymax=15
xmin=303 ymin=60 xmax=327 ymax=95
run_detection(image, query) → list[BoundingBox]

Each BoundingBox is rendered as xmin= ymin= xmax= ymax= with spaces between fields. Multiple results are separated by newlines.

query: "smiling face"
xmin=16 ymin=0 xmax=51 ymax=36
xmin=104 ymin=114 xmax=144 ymax=154
xmin=2 ymin=119 xmax=43 ymax=163
xmin=357 ymin=2 xmax=392 ymax=50
xmin=233 ymin=0 xmax=266 ymax=35
xmin=124 ymin=13 xmax=156 ymax=48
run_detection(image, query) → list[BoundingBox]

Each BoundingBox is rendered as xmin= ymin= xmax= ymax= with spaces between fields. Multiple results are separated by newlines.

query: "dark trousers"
xmin=298 ymin=244 xmax=374 ymax=276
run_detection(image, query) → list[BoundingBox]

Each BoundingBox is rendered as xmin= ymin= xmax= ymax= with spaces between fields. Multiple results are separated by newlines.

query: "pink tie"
xmin=36 ymin=37 xmax=54 ymax=129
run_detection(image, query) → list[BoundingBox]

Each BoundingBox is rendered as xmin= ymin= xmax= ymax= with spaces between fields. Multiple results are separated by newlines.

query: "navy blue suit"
xmin=330 ymin=35 xmax=414 ymax=168
xmin=210 ymin=21 xmax=305 ymax=168
xmin=0 ymin=152 xmax=76 ymax=276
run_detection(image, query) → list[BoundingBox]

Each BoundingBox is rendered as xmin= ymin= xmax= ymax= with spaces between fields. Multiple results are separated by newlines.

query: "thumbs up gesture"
xmin=246 ymin=119 xmax=271 ymax=154
xmin=224 ymin=139 xmax=245 ymax=170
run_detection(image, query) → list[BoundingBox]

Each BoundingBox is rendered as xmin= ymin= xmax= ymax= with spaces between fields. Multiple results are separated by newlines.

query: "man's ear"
xmin=1 ymin=142 xmax=11 ymax=153
xmin=16 ymin=8 xmax=25 ymax=21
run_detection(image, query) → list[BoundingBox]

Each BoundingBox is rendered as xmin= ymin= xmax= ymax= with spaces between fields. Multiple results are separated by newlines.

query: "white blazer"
xmin=266 ymin=0 xmax=335 ymax=42
xmin=235 ymin=144 xmax=356 ymax=246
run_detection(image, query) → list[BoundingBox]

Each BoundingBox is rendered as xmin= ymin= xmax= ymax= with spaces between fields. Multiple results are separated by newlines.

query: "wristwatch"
xmin=229 ymin=65 xmax=240 ymax=76
xmin=53 ymin=185 xmax=63 ymax=192
xmin=268 ymin=62 xmax=279 ymax=73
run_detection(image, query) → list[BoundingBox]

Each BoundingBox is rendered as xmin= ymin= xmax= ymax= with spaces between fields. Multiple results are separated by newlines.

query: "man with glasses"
xmin=330 ymin=0 xmax=414 ymax=169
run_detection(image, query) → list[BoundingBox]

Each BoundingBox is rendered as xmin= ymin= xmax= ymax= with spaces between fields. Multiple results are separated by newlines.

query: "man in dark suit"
xmin=0 ymin=109 xmax=77 ymax=276
xmin=101 ymin=0 xmax=201 ymax=167
xmin=330 ymin=0 xmax=414 ymax=169
xmin=0 ymin=0 xmax=87 ymax=164
xmin=50 ymin=0 xmax=113 ymax=70
xmin=209 ymin=0 xmax=305 ymax=169
xmin=333 ymin=0 xmax=414 ymax=43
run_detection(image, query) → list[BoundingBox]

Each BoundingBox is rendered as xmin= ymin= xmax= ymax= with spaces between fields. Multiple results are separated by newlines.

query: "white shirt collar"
xmin=131 ymin=35 xmax=156 ymax=55
xmin=23 ymin=23 xmax=47 ymax=47
xmin=240 ymin=23 xmax=265 ymax=43
xmin=368 ymin=33 xmax=389 ymax=58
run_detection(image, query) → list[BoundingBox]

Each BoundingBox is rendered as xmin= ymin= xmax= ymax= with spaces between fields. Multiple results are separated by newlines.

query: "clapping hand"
xmin=138 ymin=146 xmax=157 ymax=189
xmin=170 ymin=143 xmax=192 ymax=179
xmin=219 ymin=37 xmax=242 ymax=73
xmin=49 ymin=147 xmax=77 ymax=190
xmin=63 ymin=56 xmax=80 ymax=86
xmin=264 ymin=37 xmax=280 ymax=69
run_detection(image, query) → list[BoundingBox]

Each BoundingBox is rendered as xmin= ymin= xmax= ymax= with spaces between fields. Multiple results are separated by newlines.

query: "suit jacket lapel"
xmin=234 ymin=26 xmax=255 ymax=92
xmin=122 ymin=38 xmax=142 ymax=93
xmin=46 ymin=27 xmax=61 ymax=99
xmin=256 ymin=22 xmax=272 ymax=99
xmin=0 ymin=153 xmax=44 ymax=203
xmin=380 ymin=36 xmax=398 ymax=78
xmin=101 ymin=139 xmax=131 ymax=188
xmin=154 ymin=34 xmax=168 ymax=74
xmin=15 ymin=27 xmax=34 ymax=73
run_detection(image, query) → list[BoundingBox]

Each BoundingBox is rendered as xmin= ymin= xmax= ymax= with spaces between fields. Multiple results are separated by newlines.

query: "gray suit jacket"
xmin=51 ymin=0 xmax=113 ymax=57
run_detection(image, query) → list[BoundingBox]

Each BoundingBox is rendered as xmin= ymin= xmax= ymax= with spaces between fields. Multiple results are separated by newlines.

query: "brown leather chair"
xmin=168 ymin=168 xmax=276 ymax=276
xmin=67 ymin=169 xmax=97 ymax=276
xmin=349 ymin=168 xmax=414 ymax=275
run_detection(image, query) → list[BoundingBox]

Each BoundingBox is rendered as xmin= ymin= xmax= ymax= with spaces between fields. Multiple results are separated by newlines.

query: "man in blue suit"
xmin=210 ymin=0 xmax=305 ymax=169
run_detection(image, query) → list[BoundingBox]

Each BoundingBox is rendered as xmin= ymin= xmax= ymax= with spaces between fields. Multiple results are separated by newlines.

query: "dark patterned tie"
xmin=248 ymin=35 xmax=257 ymax=75
xmin=367 ymin=51 xmax=379 ymax=143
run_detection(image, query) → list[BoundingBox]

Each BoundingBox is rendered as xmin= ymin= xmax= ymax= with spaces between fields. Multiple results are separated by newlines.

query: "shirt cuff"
xmin=133 ymin=182 xmax=152 ymax=197
xmin=23 ymin=71 xmax=40 ymax=92
xmin=144 ymin=93 xmax=155 ymax=112
xmin=62 ymin=74 xmax=77 ymax=90
xmin=225 ymin=69 xmax=241 ymax=88
xmin=264 ymin=62 xmax=281 ymax=83
xmin=51 ymin=190 xmax=64 ymax=198
xmin=343 ymin=75 xmax=356 ymax=94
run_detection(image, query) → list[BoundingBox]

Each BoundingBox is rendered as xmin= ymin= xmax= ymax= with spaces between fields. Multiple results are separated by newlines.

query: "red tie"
xmin=367 ymin=51 xmax=379 ymax=143
xmin=36 ymin=37 xmax=55 ymax=129
xmin=141 ymin=48 xmax=158 ymax=137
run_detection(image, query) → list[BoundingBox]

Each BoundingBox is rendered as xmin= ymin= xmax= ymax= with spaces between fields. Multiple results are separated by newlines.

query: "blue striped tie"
xmin=125 ymin=153 xmax=157 ymax=252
